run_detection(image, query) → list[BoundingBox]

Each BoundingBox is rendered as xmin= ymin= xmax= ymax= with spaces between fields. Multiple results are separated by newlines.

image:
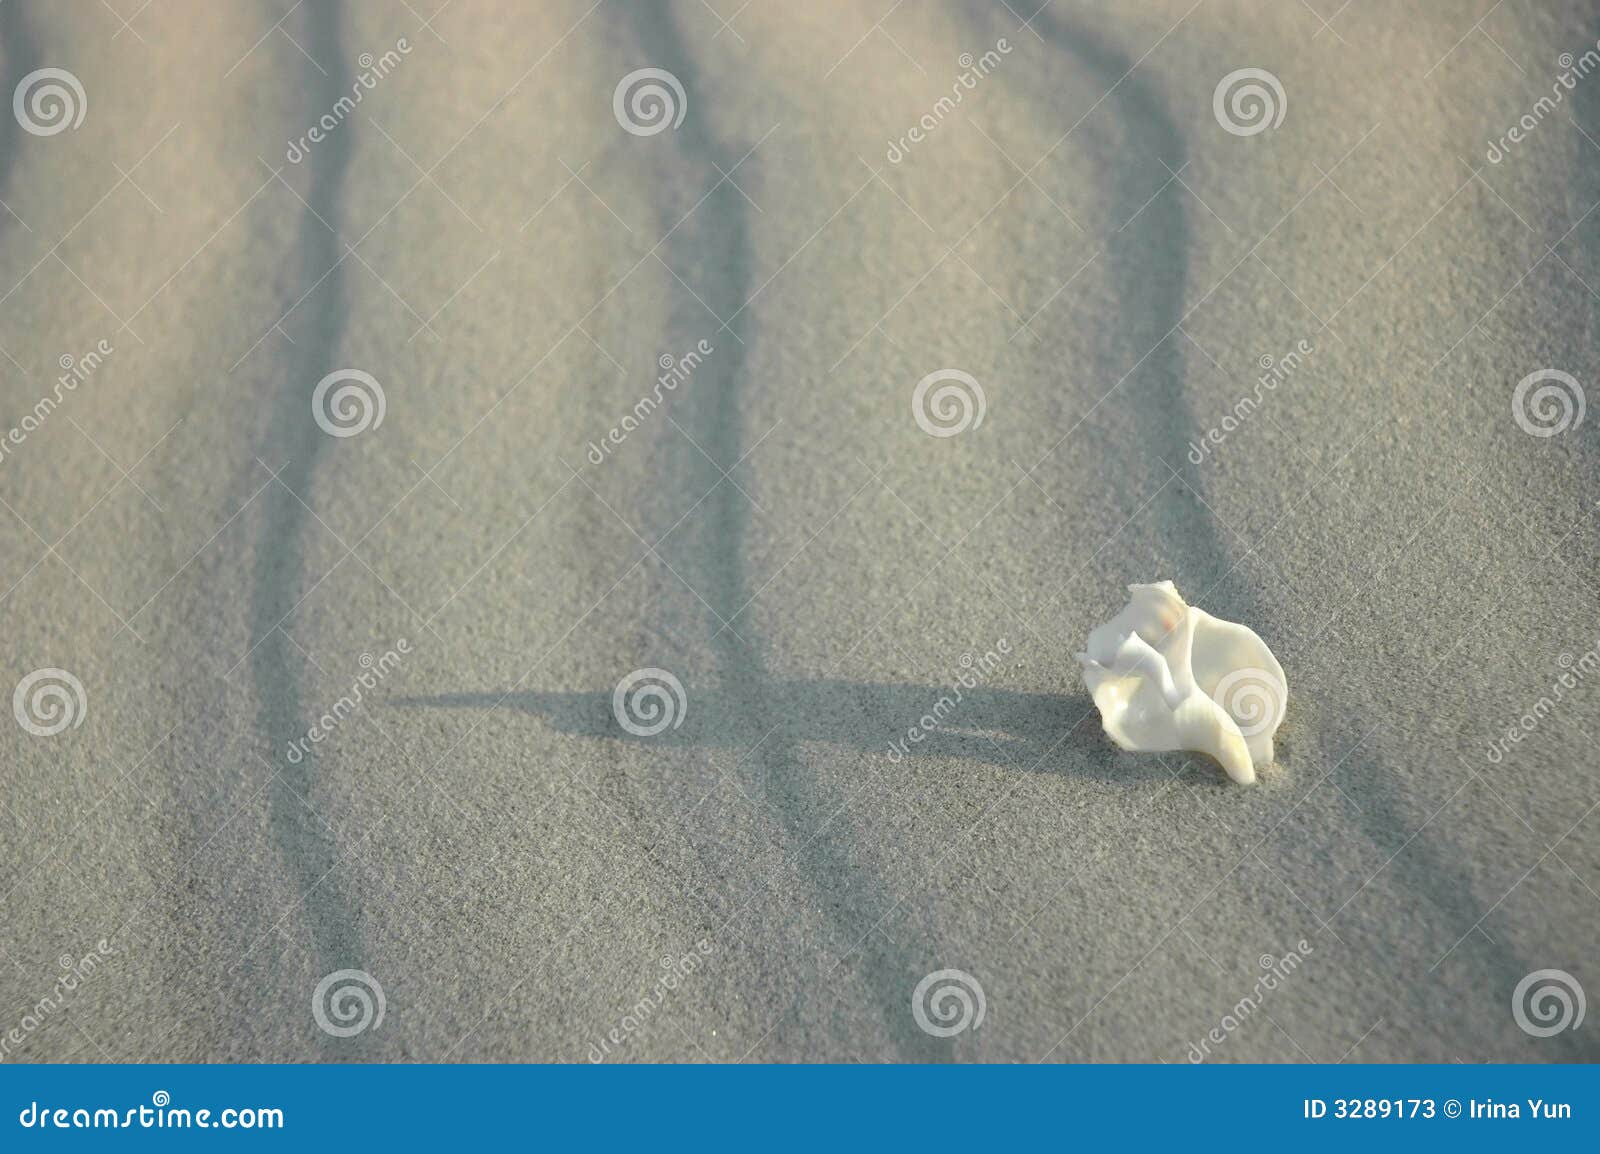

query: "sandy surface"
xmin=1 ymin=0 xmax=1597 ymax=1063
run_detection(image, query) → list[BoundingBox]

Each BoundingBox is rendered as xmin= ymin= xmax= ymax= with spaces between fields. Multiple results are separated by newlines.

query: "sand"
xmin=1 ymin=0 xmax=1597 ymax=1062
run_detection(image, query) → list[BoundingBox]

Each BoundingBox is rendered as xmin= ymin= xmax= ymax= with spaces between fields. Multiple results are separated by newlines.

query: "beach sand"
xmin=0 ymin=0 xmax=1596 ymax=1062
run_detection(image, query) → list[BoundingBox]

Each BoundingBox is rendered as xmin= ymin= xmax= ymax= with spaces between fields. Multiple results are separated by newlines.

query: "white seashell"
xmin=1077 ymin=581 xmax=1286 ymax=785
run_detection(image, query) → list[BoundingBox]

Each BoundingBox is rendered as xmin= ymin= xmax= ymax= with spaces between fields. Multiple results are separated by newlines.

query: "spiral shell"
xmin=1079 ymin=581 xmax=1287 ymax=784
